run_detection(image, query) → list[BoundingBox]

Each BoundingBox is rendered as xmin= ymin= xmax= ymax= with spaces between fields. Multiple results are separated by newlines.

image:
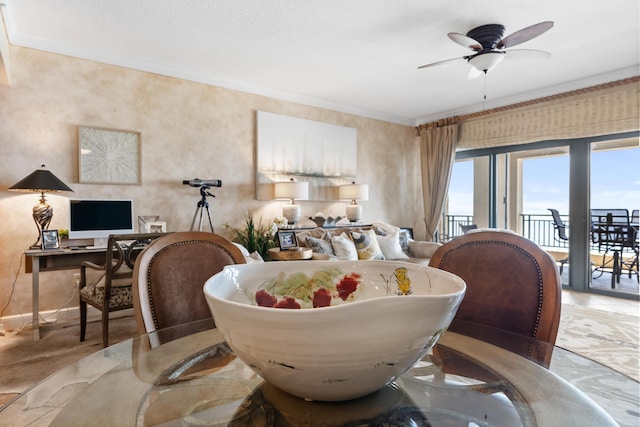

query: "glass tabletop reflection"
xmin=0 ymin=319 xmax=635 ymax=426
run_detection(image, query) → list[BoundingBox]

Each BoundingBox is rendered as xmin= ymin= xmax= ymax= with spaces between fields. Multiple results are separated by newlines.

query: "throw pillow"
xmin=306 ymin=236 xmax=335 ymax=255
xmin=295 ymin=228 xmax=327 ymax=247
xmin=399 ymin=229 xmax=412 ymax=255
xmin=351 ymin=229 xmax=385 ymax=260
xmin=376 ymin=228 xmax=409 ymax=260
xmin=331 ymin=232 xmax=358 ymax=260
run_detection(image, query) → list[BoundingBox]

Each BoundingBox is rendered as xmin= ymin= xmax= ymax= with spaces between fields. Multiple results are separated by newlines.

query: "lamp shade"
xmin=9 ymin=165 xmax=73 ymax=193
xmin=339 ymin=183 xmax=369 ymax=201
xmin=274 ymin=181 xmax=309 ymax=201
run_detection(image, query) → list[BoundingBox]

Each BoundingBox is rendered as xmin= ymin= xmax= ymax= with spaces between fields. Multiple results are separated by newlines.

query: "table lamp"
xmin=274 ymin=179 xmax=309 ymax=225
xmin=339 ymin=182 xmax=369 ymax=223
xmin=9 ymin=165 xmax=73 ymax=248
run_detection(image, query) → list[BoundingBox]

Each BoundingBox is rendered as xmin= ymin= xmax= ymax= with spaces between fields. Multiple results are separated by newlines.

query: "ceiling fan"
xmin=418 ymin=21 xmax=554 ymax=79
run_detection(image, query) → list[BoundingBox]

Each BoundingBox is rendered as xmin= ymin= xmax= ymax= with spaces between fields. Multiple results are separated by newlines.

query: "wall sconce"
xmin=274 ymin=179 xmax=309 ymax=225
xmin=339 ymin=182 xmax=369 ymax=223
xmin=9 ymin=164 xmax=74 ymax=248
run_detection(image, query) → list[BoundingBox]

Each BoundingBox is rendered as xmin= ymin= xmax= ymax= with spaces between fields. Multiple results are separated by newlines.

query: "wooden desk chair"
xmin=428 ymin=230 xmax=562 ymax=367
xmin=132 ymin=231 xmax=245 ymax=345
xmin=79 ymin=233 xmax=169 ymax=347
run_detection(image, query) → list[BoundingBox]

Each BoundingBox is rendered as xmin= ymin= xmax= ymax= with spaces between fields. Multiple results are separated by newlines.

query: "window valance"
xmin=417 ymin=76 xmax=639 ymax=150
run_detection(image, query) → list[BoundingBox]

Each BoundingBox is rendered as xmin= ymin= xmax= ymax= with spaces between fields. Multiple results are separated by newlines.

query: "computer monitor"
xmin=68 ymin=199 xmax=134 ymax=247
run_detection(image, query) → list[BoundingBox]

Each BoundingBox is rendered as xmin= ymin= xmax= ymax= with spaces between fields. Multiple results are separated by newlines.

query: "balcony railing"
xmin=439 ymin=213 xmax=569 ymax=250
xmin=440 ymin=213 xmax=620 ymax=253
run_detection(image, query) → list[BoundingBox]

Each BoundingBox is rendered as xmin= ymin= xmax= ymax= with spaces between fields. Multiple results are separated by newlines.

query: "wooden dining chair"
xmin=132 ymin=231 xmax=246 ymax=344
xmin=428 ymin=229 xmax=562 ymax=367
xmin=79 ymin=233 xmax=169 ymax=347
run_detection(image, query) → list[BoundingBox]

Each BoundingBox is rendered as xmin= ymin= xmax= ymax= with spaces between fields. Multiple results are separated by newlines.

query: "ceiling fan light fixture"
xmin=468 ymin=52 xmax=505 ymax=72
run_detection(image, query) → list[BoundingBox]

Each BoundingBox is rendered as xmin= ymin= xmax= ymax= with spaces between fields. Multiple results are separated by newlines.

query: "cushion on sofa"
xmin=376 ymin=228 xmax=409 ymax=260
xmin=331 ymin=232 xmax=358 ymax=260
xmin=351 ymin=229 xmax=385 ymax=260
xmin=296 ymin=228 xmax=328 ymax=247
xmin=306 ymin=236 xmax=335 ymax=255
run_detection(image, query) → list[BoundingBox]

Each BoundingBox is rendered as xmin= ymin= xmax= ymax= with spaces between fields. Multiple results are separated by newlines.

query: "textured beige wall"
xmin=0 ymin=47 xmax=421 ymax=320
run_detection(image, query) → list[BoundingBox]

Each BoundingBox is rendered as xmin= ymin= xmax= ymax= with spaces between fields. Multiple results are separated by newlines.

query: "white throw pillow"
xmin=232 ymin=242 xmax=264 ymax=263
xmin=331 ymin=233 xmax=358 ymax=260
xmin=376 ymin=229 xmax=409 ymax=259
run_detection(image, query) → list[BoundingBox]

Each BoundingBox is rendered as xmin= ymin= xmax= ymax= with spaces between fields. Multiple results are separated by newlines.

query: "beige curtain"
xmin=417 ymin=118 xmax=458 ymax=241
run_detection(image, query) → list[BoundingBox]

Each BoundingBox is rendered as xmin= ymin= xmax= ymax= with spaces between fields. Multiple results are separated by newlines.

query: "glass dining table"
xmin=1 ymin=319 xmax=637 ymax=426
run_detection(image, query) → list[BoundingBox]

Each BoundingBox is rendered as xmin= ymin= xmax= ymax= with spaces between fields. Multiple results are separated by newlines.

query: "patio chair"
xmin=590 ymin=209 xmax=638 ymax=287
xmin=429 ymin=230 xmax=562 ymax=367
xmin=132 ymin=231 xmax=246 ymax=345
xmin=459 ymin=223 xmax=478 ymax=234
xmin=548 ymin=208 xmax=569 ymax=275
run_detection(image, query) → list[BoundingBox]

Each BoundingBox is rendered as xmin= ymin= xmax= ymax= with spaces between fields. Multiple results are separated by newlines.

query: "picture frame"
xmin=138 ymin=215 xmax=160 ymax=232
xmin=42 ymin=230 xmax=60 ymax=250
xmin=145 ymin=221 xmax=167 ymax=233
xmin=79 ymin=126 xmax=141 ymax=184
xmin=277 ymin=230 xmax=299 ymax=251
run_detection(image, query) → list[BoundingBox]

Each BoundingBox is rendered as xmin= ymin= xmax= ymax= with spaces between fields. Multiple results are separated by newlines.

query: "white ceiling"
xmin=2 ymin=0 xmax=639 ymax=126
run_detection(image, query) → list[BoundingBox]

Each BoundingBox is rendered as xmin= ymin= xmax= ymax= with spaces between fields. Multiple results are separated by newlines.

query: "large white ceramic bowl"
xmin=204 ymin=260 xmax=465 ymax=402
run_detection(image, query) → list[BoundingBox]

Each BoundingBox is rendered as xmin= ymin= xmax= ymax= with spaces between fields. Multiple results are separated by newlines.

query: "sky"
xmin=448 ymin=146 xmax=640 ymax=216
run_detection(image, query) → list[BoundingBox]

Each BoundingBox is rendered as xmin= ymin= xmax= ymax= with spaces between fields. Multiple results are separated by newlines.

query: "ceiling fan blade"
xmin=497 ymin=21 xmax=554 ymax=49
xmin=504 ymin=49 xmax=551 ymax=60
xmin=448 ymin=32 xmax=482 ymax=50
xmin=417 ymin=57 xmax=463 ymax=69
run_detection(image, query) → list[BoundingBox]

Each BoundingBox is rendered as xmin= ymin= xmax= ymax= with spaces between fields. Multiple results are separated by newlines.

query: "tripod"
xmin=190 ymin=185 xmax=215 ymax=232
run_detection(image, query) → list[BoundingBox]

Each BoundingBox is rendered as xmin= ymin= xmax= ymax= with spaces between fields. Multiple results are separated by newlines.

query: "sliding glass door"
xmin=447 ymin=132 xmax=639 ymax=300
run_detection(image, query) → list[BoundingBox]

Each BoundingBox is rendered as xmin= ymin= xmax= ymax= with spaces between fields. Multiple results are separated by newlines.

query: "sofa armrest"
xmin=408 ymin=240 xmax=442 ymax=259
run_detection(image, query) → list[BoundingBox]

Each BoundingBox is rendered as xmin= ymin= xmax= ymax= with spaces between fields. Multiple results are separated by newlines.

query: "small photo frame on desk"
xmin=138 ymin=215 xmax=160 ymax=232
xmin=145 ymin=221 xmax=167 ymax=233
xmin=42 ymin=230 xmax=60 ymax=250
xmin=277 ymin=230 xmax=299 ymax=250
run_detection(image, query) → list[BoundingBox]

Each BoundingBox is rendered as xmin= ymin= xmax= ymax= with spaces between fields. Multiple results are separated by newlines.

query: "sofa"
xmin=289 ymin=221 xmax=442 ymax=266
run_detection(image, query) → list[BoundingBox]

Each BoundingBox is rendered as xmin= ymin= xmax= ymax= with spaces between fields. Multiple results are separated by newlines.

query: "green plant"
xmin=226 ymin=214 xmax=284 ymax=260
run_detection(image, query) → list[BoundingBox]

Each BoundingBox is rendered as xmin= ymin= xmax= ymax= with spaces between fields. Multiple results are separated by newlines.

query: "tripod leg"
xmin=205 ymin=206 xmax=214 ymax=233
xmin=198 ymin=208 xmax=205 ymax=232
xmin=191 ymin=206 xmax=203 ymax=231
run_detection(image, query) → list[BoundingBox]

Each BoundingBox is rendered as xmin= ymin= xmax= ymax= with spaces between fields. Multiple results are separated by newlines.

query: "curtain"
xmin=417 ymin=118 xmax=458 ymax=241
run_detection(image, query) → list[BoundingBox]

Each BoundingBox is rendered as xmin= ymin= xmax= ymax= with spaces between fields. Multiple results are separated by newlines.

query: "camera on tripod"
xmin=183 ymin=179 xmax=222 ymax=188
xmin=183 ymin=179 xmax=221 ymax=232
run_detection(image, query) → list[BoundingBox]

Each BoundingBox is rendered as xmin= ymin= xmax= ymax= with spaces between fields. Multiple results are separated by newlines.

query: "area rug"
xmin=557 ymin=304 xmax=639 ymax=381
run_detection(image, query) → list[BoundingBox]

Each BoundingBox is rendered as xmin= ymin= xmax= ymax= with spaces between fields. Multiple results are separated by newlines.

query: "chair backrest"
xmin=548 ymin=208 xmax=568 ymax=241
xmin=590 ymin=208 xmax=635 ymax=248
xmin=101 ymin=233 xmax=172 ymax=290
xmin=428 ymin=230 xmax=562 ymax=350
xmin=630 ymin=209 xmax=639 ymax=228
xmin=133 ymin=231 xmax=246 ymax=337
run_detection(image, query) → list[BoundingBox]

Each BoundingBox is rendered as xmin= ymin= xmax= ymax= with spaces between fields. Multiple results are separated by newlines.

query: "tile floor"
xmin=562 ymin=288 xmax=640 ymax=317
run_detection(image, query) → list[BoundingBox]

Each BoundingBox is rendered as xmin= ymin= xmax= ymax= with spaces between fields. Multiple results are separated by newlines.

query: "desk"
xmin=24 ymin=248 xmax=107 ymax=340
xmin=2 ymin=320 xmax=634 ymax=426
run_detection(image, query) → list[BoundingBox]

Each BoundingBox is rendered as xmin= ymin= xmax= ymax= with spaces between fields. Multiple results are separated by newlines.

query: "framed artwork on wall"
xmin=256 ymin=111 xmax=357 ymax=201
xmin=78 ymin=126 xmax=141 ymax=184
